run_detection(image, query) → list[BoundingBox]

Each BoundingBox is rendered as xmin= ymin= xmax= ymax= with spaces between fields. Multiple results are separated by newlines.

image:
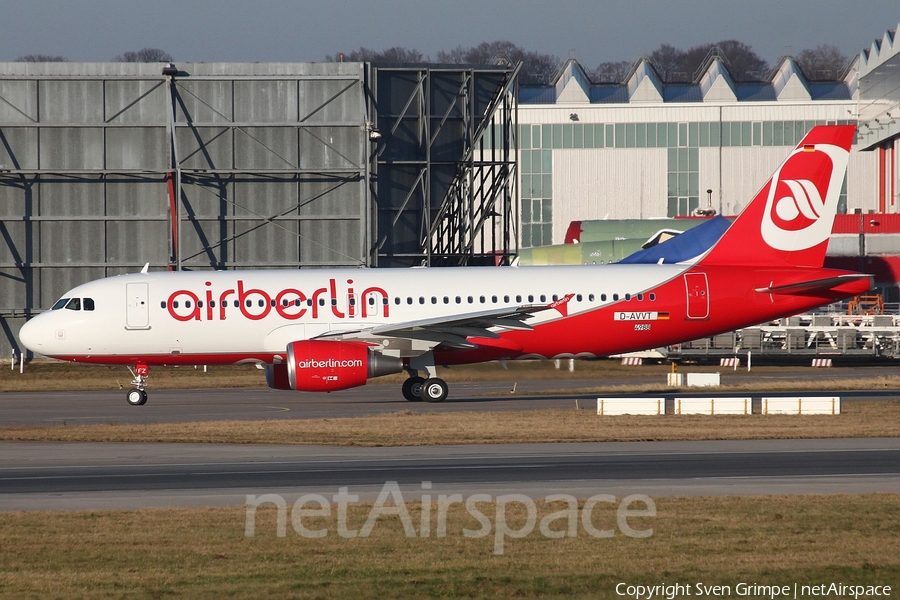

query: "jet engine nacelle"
xmin=264 ymin=363 xmax=292 ymax=390
xmin=283 ymin=340 xmax=402 ymax=392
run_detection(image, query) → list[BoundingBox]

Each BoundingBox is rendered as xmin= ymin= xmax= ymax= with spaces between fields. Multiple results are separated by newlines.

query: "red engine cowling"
xmin=264 ymin=363 xmax=292 ymax=390
xmin=284 ymin=340 xmax=402 ymax=392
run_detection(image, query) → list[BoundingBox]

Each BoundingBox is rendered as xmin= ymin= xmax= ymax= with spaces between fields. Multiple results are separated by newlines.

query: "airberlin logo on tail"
xmin=772 ymin=179 xmax=824 ymax=230
xmin=760 ymin=143 xmax=849 ymax=252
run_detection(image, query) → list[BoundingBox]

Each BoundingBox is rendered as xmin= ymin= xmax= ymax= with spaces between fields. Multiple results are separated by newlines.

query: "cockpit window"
xmin=52 ymin=297 xmax=94 ymax=310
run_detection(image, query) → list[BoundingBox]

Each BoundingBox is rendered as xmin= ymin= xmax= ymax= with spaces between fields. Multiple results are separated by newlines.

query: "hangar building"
xmin=0 ymin=62 xmax=517 ymax=356
xmin=510 ymin=22 xmax=900 ymax=302
xmin=516 ymin=52 xmax=874 ymax=248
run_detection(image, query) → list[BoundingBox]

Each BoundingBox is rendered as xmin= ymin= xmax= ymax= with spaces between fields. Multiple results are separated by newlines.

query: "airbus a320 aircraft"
xmin=19 ymin=125 xmax=872 ymax=405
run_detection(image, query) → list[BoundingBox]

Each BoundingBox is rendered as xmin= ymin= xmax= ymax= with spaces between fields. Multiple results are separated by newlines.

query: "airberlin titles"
xmin=165 ymin=278 xmax=389 ymax=322
xmin=165 ymin=278 xmax=669 ymax=324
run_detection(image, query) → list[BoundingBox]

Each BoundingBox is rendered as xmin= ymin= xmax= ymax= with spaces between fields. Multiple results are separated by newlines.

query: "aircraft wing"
xmin=312 ymin=304 xmax=555 ymax=350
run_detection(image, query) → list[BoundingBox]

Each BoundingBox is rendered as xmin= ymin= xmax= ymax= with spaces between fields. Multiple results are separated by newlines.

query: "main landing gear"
xmin=401 ymin=353 xmax=449 ymax=402
xmin=419 ymin=377 xmax=449 ymax=402
xmin=126 ymin=363 xmax=149 ymax=406
xmin=401 ymin=375 xmax=449 ymax=403
xmin=401 ymin=376 xmax=425 ymax=402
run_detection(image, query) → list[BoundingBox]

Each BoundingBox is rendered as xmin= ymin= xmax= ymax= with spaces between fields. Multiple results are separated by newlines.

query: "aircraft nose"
xmin=18 ymin=317 xmax=43 ymax=353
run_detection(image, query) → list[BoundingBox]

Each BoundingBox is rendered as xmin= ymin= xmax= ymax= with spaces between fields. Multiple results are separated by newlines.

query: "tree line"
xmin=329 ymin=40 xmax=851 ymax=84
xmin=16 ymin=48 xmax=174 ymax=63
xmin=16 ymin=41 xmax=850 ymax=84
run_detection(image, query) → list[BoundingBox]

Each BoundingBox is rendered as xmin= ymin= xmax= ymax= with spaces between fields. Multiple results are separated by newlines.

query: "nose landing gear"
xmin=126 ymin=363 xmax=149 ymax=406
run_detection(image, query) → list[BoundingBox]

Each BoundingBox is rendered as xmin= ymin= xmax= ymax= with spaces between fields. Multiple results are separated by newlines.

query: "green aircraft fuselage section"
xmin=518 ymin=239 xmax=645 ymax=265
xmin=519 ymin=218 xmax=726 ymax=266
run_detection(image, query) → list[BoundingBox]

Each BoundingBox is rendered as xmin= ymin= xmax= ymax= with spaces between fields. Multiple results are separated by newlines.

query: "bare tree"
xmin=678 ymin=44 xmax=721 ymax=80
xmin=435 ymin=45 xmax=469 ymax=64
xmin=438 ymin=40 xmax=521 ymax=64
xmin=437 ymin=41 xmax=560 ymax=84
xmin=795 ymin=44 xmax=849 ymax=80
xmin=114 ymin=48 xmax=174 ymax=62
xmin=16 ymin=54 xmax=68 ymax=62
xmin=326 ymin=47 xmax=426 ymax=62
xmin=648 ymin=40 xmax=768 ymax=82
xmin=590 ymin=60 xmax=631 ymax=83
xmin=648 ymin=44 xmax=685 ymax=82
xmin=711 ymin=40 xmax=768 ymax=81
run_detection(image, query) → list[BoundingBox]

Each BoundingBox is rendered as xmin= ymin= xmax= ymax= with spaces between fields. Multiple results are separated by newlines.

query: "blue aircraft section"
xmin=618 ymin=216 xmax=732 ymax=264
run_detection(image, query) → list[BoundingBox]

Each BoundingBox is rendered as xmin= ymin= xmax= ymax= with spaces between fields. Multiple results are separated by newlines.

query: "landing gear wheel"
xmin=402 ymin=376 xmax=425 ymax=402
xmin=126 ymin=364 xmax=150 ymax=406
xmin=421 ymin=377 xmax=448 ymax=403
xmin=126 ymin=388 xmax=148 ymax=406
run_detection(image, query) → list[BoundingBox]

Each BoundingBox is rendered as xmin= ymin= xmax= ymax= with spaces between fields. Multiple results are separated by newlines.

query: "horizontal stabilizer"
xmin=755 ymin=274 xmax=873 ymax=295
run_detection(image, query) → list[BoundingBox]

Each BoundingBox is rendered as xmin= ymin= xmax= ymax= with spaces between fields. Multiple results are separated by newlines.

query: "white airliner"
xmin=19 ymin=125 xmax=872 ymax=405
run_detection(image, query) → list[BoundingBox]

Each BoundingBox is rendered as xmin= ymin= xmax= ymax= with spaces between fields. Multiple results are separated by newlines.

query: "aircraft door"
xmin=684 ymin=273 xmax=709 ymax=320
xmin=126 ymin=282 xmax=150 ymax=329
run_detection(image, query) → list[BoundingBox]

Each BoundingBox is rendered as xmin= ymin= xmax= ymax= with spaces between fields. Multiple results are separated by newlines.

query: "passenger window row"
xmin=160 ymin=292 xmax=658 ymax=311
xmin=160 ymin=297 xmax=380 ymax=310
xmin=389 ymin=292 xmax=656 ymax=305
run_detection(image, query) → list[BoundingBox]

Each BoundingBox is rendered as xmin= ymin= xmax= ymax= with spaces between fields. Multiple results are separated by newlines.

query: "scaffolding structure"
xmin=370 ymin=64 xmax=519 ymax=266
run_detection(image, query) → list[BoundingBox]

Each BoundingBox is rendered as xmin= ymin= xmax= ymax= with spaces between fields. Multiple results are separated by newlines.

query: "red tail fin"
xmin=700 ymin=125 xmax=855 ymax=268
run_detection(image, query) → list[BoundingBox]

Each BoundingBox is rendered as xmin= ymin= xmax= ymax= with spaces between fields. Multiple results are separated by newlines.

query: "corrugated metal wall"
xmin=0 ymin=62 xmax=369 ymax=356
xmin=552 ymin=148 xmax=668 ymax=239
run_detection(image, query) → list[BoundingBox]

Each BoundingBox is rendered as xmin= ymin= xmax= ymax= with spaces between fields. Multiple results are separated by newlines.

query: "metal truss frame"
xmin=369 ymin=64 xmax=519 ymax=267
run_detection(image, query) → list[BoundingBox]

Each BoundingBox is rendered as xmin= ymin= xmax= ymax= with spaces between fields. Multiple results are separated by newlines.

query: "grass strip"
xmin=1 ymin=495 xmax=898 ymax=599
xmin=2 ymin=401 xmax=899 ymax=446
xmin=6 ymin=361 xmax=900 ymax=393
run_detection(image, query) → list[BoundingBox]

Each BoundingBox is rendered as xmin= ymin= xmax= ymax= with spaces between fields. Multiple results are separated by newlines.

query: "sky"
xmin=3 ymin=1 xmax=899 ymax=70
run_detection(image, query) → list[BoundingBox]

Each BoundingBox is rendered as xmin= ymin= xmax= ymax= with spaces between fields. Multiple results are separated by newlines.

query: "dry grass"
xmin=4 ymin=360 xmax=900 ymax=447
xmin=1 ymin=359 xmax=630 ymax=393
xmin=0 ymin=362 xmax=269 ymax=392
xmin=0 ymin=495 xmax=897 ymax=598
xmin=3 ymin=400 xmax=900 ymax=446
xmin=0 ymin=358 xmax=698 ymax=392
xmin=5 ymin=359 xmax=900 ymax=395
xmin=509 ymin=375 xmax=900 ymax=398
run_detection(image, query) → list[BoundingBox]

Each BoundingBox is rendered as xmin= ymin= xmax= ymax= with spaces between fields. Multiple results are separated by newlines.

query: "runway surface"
xmin=1 ymin=375 xmax=899 ymax=426
xmin=1 ymin=438 xmax=899 ymax=510
xmin=2 ymin=369 xmax=899 ymax=511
